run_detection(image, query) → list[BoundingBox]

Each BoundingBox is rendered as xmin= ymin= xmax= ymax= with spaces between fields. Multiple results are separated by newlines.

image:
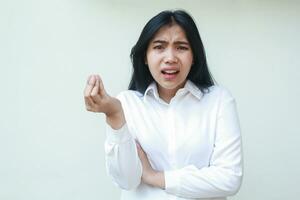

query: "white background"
xmin=1 ymin=0 xmax=299 ymax=199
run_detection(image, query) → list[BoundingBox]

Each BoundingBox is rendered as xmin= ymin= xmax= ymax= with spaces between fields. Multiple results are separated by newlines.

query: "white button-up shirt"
xmin=105 ymin=80 xmax=243 ymax=200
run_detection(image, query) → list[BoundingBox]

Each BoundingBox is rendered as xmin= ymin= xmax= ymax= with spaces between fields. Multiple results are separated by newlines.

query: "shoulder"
xmin=205 ymin=85 xmax=235 ymax=102
xmin=116 ymin=90 xmax=144 ymax=103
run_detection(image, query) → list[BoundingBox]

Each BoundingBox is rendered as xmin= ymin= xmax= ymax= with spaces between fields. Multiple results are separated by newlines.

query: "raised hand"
xmin=84 ymin=74 xmax=125 ymax=129
xmin=84 ymin=74 xmax=111 ymax=113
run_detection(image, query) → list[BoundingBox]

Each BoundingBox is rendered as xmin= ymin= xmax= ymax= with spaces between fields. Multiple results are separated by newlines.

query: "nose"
xmin=164 ymin=48 xmax=178 ymax=64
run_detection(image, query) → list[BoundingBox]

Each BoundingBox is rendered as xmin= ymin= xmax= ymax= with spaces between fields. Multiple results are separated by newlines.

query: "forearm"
xmin=136 ymin=143 xmax=165 ymax=189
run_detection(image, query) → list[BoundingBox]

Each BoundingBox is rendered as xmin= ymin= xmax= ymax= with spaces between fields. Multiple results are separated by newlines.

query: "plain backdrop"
xmin=1 ymin=0 xmax=299 ymax=199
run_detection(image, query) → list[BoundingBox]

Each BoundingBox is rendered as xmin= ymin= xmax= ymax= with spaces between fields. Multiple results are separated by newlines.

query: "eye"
xmin=154 ymin=45 xmax=164 ymax=50
xmin=177 ymin=46 xmax=189 ymax=50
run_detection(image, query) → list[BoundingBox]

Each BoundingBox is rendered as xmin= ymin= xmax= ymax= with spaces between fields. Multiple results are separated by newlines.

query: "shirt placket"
xmin=167 ymin=104 xmax=179 ymax=200
xmin=167 ymin=103 xmax=177 ymax=169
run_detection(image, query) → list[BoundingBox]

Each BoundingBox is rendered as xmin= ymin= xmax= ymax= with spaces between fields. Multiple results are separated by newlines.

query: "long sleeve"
xmin=164 ymin=90 xmax=243 ymax=199
xmin=104 ymin=123 xmax=142 ymax=190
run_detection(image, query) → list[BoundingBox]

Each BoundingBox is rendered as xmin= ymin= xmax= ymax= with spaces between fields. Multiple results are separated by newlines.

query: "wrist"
xmin=106 ymin=111 xmax=125 ymax=130
xmin=104 ymin=97 xmax=121 ymax=116
xmin=105 ymin=99 xmax=125 ymax=130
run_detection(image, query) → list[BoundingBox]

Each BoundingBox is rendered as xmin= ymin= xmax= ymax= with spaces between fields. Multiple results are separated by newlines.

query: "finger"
xmin=84 ymin=84 xmax=94 ymax=97
xmin=84 ymin=96 xmax=96 ymax=111
xmin=85 ymin=95 xmax=96 ymax=105
xmin=90 ymin=80 xmax=103 ymax=103
xmin=90 ymin=78 xmax=99 ymax=96
xmin=86 ymin=74 xmax=92 ymax=83
xmin=97 ymin=75 xmax=106 ymax=97
xmin=84 ymin=75 xmax=96 ymax=97
xmin=87 ymin=75 xmax=96 ymax=85
xmin=93 ymin=74 xmax=108 ymax=98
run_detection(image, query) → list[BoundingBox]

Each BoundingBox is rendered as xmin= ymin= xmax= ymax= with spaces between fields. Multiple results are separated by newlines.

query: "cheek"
xmin=147 ymin=55 xmax=162 ymax=73
xmin=148 ymin=66 xmax=160 ymax=77
xmin=147 ymin=63 xmax=158 ymax=75
xmin=186 ymin=57 xmax=194 ymax=72
xmin=182 ymin=55 xmax=193 ymax=69
xmin=147 ymin=53 xmax=160 ymax=65
xmin=187 ymin=53 xmax=194 ymax=64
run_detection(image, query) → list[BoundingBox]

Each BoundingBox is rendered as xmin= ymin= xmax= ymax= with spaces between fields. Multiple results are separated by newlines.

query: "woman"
xmin=84 ymin=10 xmax=243 ymax=200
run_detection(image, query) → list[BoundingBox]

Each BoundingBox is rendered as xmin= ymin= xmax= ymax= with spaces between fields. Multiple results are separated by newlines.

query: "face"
xmin=146 ymin=23 xmax=193 ymax=98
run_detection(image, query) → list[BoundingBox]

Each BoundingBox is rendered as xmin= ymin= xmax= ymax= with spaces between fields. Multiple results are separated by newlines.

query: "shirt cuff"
xmin=164 ymin=169 xmax=181 ymax=194
xmin=106 ymin=123 xmax=132 ymax=144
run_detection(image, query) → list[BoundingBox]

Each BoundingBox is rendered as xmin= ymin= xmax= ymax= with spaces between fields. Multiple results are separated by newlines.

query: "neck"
xmin=157 ymin=81 xmax=186 ymax=103
xmin=158 ymin=89 xmax=176 ymax=103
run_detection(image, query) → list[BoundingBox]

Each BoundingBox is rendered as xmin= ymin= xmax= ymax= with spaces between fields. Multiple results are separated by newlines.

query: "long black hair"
xmin=129 ymin=10 xmax=215 ymax=94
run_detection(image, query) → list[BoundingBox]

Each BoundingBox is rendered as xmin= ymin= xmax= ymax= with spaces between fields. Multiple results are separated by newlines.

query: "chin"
xmin=160 ymin=82 xmax=181 ymax=90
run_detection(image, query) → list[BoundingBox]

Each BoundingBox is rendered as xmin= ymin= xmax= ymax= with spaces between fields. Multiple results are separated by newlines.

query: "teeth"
xmin=162 ymin=70 xmax=178 ymax=74
xmin=165 ymin=70 xmax=177 ymax=73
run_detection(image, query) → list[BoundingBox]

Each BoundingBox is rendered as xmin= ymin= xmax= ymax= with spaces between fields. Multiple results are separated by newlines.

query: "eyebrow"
xmin=152 ymin=40 xmax=190 ymax=45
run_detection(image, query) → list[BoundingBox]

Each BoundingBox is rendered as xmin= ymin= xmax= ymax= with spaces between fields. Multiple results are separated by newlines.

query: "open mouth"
xmin=161 ymin=70 xmax=179 ymax=75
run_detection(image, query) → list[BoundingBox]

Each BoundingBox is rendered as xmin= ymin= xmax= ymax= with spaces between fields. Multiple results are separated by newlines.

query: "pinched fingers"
xmin=90 ymin=78 xmax=103 ymax=103
xmin=91 ymin=75 xmax=106 ymax=97
xmin=90 ymin=78 xmax=99 ymax=96
xmin=84 ymin=75 xmax=98 ymax=111
xmin=84 ymin=74 xmax=109 ymax=112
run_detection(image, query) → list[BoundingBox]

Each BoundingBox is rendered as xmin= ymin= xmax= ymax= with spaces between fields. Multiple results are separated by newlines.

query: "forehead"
xmin=150 ymin=24 xmax=188 ymax=42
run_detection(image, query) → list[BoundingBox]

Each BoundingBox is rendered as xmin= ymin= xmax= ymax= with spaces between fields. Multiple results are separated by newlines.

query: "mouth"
xmin=161 ymin=69 xmax=180 ymax=75
xmin=161 ymin=69 xmax=179 ymax=80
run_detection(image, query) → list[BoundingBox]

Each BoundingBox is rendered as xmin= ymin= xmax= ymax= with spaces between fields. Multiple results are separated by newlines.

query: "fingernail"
xmin=88 ymin=75 xmax=95 ymax=85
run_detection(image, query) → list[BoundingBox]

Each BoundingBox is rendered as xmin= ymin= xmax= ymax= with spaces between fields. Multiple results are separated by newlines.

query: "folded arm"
xmin=138 ymin=91 xmax=243 ymax=198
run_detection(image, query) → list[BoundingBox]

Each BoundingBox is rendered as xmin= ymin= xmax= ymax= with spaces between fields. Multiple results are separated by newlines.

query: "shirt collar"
xmin=143 ymin=80 xmax=203 ymax=102
xmin=144 ymin=82 xmax=160 ymax=102
xmin=184 ymin=80 xmax=203 ymax=100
